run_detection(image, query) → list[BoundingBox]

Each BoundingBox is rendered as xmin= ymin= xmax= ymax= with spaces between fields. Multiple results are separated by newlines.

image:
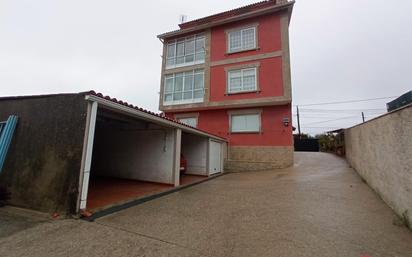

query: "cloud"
xmin=1 ymin=0 xmax=411 ymax=134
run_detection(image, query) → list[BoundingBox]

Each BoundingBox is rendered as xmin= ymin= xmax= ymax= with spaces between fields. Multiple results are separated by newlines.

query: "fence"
xmin=294 ymin=138 xmax=319 ymax=152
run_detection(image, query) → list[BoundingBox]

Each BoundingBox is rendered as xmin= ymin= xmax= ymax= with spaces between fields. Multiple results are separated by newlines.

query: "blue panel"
xmin=0 ymin=115 xmax=18 ymax=174
xmin=0 ymin=122 xmax=5 ymax=135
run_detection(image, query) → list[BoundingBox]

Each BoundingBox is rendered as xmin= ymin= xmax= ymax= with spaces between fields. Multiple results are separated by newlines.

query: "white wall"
xmin=92 ymin=124 xmax=176 ymax=185
xmin=345 ymin=105 xmax=412 ymax=228
xmin=181 ymin=133 xmax=208 ymax=176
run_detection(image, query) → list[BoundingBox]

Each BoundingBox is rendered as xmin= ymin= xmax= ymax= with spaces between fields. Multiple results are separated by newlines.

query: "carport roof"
xmin=84 ymin=91 xmax=227 ymax=141
xmin=0 ymin=91 xmax=227 ymax=141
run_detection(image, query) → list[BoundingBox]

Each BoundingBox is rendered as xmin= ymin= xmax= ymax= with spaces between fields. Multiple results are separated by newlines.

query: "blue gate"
xmin=0 ymin=115 xmax=18 ymax=173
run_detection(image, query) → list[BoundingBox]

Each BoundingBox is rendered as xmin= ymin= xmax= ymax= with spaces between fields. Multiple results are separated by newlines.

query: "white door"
xmin=209 ymin=141 xmax=222 ymax=175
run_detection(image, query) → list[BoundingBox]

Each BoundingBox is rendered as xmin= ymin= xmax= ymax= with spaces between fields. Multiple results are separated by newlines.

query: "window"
xmin=164 ymin=69 xmax=204 ymax=105
xmin=178 ymin=117 xmax=198 ymax=128
xmin=228 ymin=68 xmax=257 ymax=93
xmin=228 ymin=27 xmax=256 ymax=53
xmin=166 ymin=35 xmax=205 ymax=69
xmin=230 ymin=113 xmax=260 ymax=133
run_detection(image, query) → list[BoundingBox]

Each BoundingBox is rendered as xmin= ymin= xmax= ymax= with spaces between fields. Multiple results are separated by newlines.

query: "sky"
xmin=1 ymin=0 xmax=411 ymax=135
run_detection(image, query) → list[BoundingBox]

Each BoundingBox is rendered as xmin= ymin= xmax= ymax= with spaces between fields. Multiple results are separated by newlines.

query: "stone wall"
xmin=345 ymin=105 xmax=412 ymax=228
xmin=225 ymin=146 xmax=293 ymax=172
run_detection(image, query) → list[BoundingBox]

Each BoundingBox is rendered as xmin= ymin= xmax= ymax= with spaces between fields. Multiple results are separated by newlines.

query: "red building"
xmin=157 ymin=0 xmax=295 ymax=171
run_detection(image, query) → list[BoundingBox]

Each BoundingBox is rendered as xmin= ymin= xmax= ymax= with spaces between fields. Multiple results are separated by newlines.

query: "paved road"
xmin=1 ymin=152 xmax=411 ymax=257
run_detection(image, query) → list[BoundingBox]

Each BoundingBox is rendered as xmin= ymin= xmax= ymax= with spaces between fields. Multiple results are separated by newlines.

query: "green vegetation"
xmin=315 ymin=132 xmax=345 ymax=156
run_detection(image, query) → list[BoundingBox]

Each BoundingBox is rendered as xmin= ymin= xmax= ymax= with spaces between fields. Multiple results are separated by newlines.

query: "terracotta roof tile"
xmin=158 ymin=0 xmax=293 ymax=39
xmin=179 ymin=0 xmax=277 ymax=29
xmin=85 ymin=90 xmax=226 ymax=140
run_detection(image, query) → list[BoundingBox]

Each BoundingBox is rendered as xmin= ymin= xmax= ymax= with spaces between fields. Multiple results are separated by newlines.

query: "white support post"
xmin=79 ymin=101 xmax=98 ymax=210
xmin=173 ymin=128 xmax=182 ymax=187
xmin=206 ymin=139 xmax=211 ymax=176
xmin=221 ymin=142 xmax=225 ymax=173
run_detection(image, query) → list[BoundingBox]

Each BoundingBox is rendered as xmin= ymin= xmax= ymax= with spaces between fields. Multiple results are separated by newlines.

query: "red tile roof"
xmin=85 ymin=90 xmax=226 ymax=140
xmin=158 ymin=0 xmax=294 ymax=39
xmin=179 ymin=0 xmax=283 ymax=29
xmin=0 ymin=90 xmax=226 ymax=140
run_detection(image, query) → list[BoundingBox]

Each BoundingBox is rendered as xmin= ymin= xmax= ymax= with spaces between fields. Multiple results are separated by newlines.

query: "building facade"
xmin=157 ymin=0 xmax=295 ymax=171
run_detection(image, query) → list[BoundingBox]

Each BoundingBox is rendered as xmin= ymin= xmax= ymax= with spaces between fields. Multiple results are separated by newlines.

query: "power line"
xmin=296 ymin=112 xmax=384 ymax=116
xmin=295 ymin=114 xmax=373 ymax=117
xmin=293 ymin=97 xmax=394 ymax=134
xmin=294 ymin=96 xmax=397 ymax=107
xmin=304 ymin=116 xmax=359 ymax=125
xmin=297 ymin=108 xmax=386 ymax=113
xmin=300 ymin=126 xmax=341 ymax=129
xmin=293 ymin=111 xmax=385 ymax=117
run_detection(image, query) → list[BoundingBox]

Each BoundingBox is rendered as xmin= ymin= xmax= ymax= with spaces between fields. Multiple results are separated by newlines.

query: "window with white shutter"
xmin=230 ymin=113 xmax=260 ymax=133
xmin=178 ymin=117 xmax=198 ymax=128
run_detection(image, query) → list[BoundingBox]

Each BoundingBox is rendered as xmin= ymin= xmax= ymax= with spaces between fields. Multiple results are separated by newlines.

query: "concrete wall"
xmin=0 ymin=94 xmax=87 ymax=214
xmin=345 ymin=105 xmax=412 ymax=228
xmin=181 ymin=133 xmax=208 ymax=176
xmin=92 ymin=121 xmax=176 ymax=185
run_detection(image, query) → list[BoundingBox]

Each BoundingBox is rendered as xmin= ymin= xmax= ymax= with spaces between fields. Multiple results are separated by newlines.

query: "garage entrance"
xmin=180 ymin=133 xmax=224 ymax=179
xmin=86 ymin=108 xmax=177 ymax=211
xmin=78 ymin=94 xmax=227 ymax=214
xmin=180 ymin=132 xmax=209 ymax=185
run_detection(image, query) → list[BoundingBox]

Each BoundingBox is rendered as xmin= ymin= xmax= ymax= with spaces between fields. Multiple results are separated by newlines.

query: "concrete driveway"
xmin=0 ymin=152 xmax=411 ymax=257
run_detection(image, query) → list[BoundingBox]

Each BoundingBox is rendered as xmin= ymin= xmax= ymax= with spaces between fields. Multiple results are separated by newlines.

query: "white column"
xmin=173 ymin=128 xmax=182 ymax=187
xmin=79 ymin=101 xmax=98 ymax=210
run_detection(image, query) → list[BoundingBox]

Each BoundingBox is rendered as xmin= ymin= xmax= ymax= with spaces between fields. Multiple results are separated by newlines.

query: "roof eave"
xmin=157 ymin=1 xmax=295 ymax=40
xmin=85 ymin=94 xmax=227 ymax=142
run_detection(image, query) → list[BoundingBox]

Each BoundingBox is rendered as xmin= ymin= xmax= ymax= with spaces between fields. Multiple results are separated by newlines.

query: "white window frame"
xmin=227 ymin=26 xmax=257 ymax=53
xmin=163 ymin=69 xmax=204 ymax=106
xmin=227 ymin=67 xmax=258 ymax=94
xmin=229 ymin=110 xmax=262 ymax=133
xmin=166 ymin=34 xmax=205 ymax=69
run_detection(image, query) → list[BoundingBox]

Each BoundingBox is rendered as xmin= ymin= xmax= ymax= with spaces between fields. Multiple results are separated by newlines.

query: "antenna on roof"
xmin=179 ymin=14 xmax=187 ymax=24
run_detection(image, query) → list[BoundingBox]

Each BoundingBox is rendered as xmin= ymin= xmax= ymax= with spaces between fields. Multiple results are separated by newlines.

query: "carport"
xmin=181 ymin=133 xmax=224 ymax=177
xmin=0 ymin=91 xmax=226 ymax=216
xmin=78 ymin=93 xmax=226 ymax=212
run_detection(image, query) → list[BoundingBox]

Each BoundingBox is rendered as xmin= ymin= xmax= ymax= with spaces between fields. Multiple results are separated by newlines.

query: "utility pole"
xmin=296 ymin=106 xmax=301 ymax=138
xmin=362 ymin=112 xmax=365 ymax=123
